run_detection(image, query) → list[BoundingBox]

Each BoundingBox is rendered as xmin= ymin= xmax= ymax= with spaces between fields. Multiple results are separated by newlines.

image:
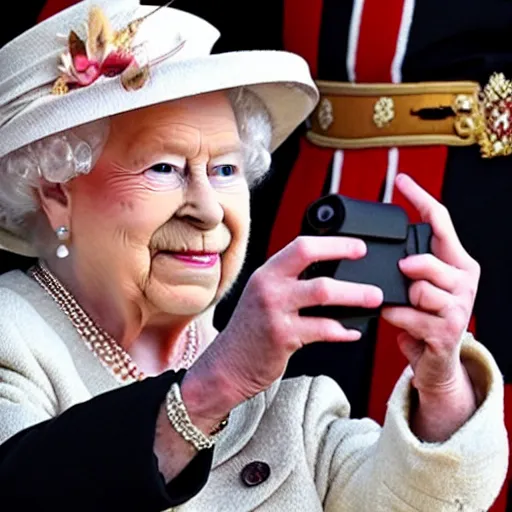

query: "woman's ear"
xmin=37 ymin=181 xmax=72 ymax=231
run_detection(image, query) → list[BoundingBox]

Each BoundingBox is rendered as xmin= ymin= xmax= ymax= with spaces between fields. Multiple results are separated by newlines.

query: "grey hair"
xmin=0 ymin=87 xmax=273 ymax=244
xmin=0 ymin=119 xmax=110 ymax=243
xmin=227 ymin=87 xmax=273 ymax=185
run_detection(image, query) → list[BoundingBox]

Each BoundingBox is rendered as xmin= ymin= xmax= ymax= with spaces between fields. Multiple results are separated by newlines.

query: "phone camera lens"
xmin=316 ymin=205 xmax=335 ymax=223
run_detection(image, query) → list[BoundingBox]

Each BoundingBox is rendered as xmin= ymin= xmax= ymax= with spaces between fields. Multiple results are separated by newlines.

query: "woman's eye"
xmin=144 ymin=163 xmax=183 ymax=190
xmin=212 ymin=165 xmax=237 ymax=177
xmin=150 ymin=163 xmax=176 ymax=174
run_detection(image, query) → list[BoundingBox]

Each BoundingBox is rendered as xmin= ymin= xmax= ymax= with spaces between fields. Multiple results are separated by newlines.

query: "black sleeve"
xmin=0 ymin=369 xmax=213 ymax=511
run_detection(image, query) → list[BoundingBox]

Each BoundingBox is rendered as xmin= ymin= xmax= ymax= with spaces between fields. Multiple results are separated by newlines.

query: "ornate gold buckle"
xmin=455 ymin=72 xmax=512 ymax=158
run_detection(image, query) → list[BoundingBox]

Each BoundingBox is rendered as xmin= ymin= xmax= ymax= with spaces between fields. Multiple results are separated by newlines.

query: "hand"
xmin=182 ymin=236 xmax=383 ymax=425
xmin=381 ymin=174 xmax=480 ymax=411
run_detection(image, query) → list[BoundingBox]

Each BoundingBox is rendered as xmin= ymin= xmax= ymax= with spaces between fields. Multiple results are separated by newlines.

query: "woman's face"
xmin=65 ymin=92 xmax=250 ymax=318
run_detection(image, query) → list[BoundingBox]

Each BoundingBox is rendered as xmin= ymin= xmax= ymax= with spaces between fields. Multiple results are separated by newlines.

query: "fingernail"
xmin=348 ymin=241 xmax=364 ymax=256
xmin=366 ymin=286 xmax=384 ymax=305
xmin=355 ymin=240 xmax=367 ymax=253
xmin=396 ymin=173 xmax=410 ymax=185
xmin=347 ymin=330 xmax=362 ymax=340
xmin=366 ymin=287 xmax=383 ymax=306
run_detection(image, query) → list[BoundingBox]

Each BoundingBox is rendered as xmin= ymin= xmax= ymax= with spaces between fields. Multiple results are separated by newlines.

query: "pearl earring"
xmin=55 ymin=226 xmax=69 ymax=259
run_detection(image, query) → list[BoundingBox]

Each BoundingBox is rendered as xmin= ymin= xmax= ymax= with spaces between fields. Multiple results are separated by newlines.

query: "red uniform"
xmin=6 ymin=0 xmax=512 ymax=508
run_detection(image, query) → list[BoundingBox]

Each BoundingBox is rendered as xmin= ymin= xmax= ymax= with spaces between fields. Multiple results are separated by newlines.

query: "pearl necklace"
xmin=28 ymin=262 xmax=199 ymax=384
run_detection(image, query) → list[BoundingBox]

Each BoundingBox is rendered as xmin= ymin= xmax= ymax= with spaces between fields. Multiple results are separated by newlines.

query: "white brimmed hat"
xmin=0 ymin=0 xmax=318 ymax=256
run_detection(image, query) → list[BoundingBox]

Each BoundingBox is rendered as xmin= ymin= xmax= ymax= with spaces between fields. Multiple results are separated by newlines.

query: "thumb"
xmin=397 ymin=331 xmax=424 ymax=370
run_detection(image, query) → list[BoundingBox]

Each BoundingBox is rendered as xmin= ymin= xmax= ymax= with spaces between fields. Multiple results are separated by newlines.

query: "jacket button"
xmin=241 ymin=461 xmax=271 ymax=487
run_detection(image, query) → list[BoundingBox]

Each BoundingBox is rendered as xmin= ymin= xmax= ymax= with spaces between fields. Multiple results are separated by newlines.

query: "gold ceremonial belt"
xmin=307 ymin=73 xmax=512 ymax=158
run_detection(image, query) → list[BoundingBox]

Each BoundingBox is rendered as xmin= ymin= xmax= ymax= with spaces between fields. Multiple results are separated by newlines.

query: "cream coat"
xmin=0 ymin=270 xmax=508 ymax=511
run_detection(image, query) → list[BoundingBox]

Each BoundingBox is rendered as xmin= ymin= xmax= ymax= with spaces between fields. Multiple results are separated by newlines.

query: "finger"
xmin=294 ymin=277 xmax=383 ymax=309
xmin=381 ymin=306 xmax=444 ymax=342
xmin=396 ymin=331 xmax=424 ymax=368
xmin=394 ymin=174 xmax=472 ymax=268
xmin=295 ymin=315 xmax=362 ymax=344
xmin=266 ymin=236 xmax=366 ymax=277
xmin=399 ymin=254 xmax=462 ymax=292
xmin=408 ymin=279 xmax=454 ymax=313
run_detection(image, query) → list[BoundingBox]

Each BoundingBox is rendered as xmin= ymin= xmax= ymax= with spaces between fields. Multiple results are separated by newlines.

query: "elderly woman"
xmin=0 ymin=0 xmax=507 ymax=510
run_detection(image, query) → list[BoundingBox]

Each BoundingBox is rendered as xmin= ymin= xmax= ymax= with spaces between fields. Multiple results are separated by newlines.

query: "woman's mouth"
xmin=162 ymin=251 xmax=220 ymax=268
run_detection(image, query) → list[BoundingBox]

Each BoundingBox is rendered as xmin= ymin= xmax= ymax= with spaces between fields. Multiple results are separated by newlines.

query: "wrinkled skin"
xmin=38 ymin=94 xmax=479 ymax=480
xmin=38 ymin=92 xmax=250 ymax=372
xmin=182 ymin=173 xmax=480 ymax=444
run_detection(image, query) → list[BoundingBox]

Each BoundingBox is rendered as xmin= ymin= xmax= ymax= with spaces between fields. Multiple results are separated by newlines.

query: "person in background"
xmin=0 ymin=0 xmax=507 ymax=510
xmin=161 ymin=2 xmax=512 ymax=509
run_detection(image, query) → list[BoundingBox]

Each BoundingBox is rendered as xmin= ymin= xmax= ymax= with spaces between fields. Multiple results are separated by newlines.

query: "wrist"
xmin=411 ymin=363 xmax=477 ymax=442
xmin=416 ymin=362 xmax=476 ymax=409
xmin=180 ymin=355 xmax=235 ymax=436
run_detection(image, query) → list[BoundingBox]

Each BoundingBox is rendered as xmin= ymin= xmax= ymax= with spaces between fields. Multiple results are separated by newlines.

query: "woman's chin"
xmin=145 ymin=283 xmax=218 ymax=317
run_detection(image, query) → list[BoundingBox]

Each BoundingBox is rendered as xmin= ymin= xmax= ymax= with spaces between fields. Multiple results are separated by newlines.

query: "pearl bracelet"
xmin=165 ymin=382 xmax=227 ymax=451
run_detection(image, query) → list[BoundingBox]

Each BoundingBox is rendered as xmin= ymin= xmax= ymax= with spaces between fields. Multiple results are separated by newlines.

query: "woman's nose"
xmin=178 ymin=179 xmax=224 ymax=230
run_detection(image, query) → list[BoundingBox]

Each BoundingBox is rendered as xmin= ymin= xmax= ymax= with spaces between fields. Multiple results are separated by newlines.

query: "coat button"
xmin=241 ymin=461 xmax=271 ymax=487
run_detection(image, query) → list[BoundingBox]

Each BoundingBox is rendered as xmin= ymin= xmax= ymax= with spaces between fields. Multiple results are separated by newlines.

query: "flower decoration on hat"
xmin=51 ymin=1 xmax=185 ymax=95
